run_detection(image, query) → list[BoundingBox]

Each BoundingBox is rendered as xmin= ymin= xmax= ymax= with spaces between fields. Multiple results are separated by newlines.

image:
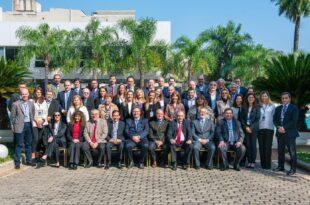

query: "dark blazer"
xmin=167 ymin=119 xmax=192 ymax=141
xmin=149 ymin=120 xmax=168 ymax=142
xmin=90 ymin=88 xmax=99 ymax=100
xmin=237 ymin=86 xmax=247 ymax=96
xmin=125 ymin=118 xmax=149 ymax=140
xmin=8 ymin=93 xmax=21 ymax=111
xmin=191 ymin=118 xmax=215 ymax=141
xmin=204 ymin=91 xmax=221 ymax=116
xmin=196 ymin=84 xmax=207 ymax=96
xmin=107 ymin=120 xmax=125 ymax=141
xmin=240 ymin=106 xmax=260 ymax=135
xmin=273 ymin=104 xmax=299 ymax=138
xmin=120 ymin=102 xmax=136 ymax=120
xmin=66 ymin=123 xmax=85 ymax=143
xmin=82 ymin=97 xmax=95 ymax=113
xmin=182 ymin=98 xmax=196 ymax=114
xmin=47 ymin=99 xmax=60 ymax=118
xmin=162 ymin=86 xmax=181 ymax=98
xmin=113 ymin=96 xmax=125 ymax=110
xmin=72 ymin=88 xmax=83 ymax=98
xmin=47 ymin=121 xmax=67 ymax=146
xmin=143 ymin=102 xmax=161 ymax=120
xmin=216 ymin=118 xmax=244 ymax=143
xmin=57 ymin=90 xmax=76 ymax=111
xmin=94 ymin=97 xmax=106 ymax=109
xmin=106 ymin=84 xmax=118 ymax=96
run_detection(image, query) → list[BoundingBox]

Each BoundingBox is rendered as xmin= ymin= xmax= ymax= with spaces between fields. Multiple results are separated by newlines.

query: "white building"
xmin=0 ymin=0 xmax=171 ymax=80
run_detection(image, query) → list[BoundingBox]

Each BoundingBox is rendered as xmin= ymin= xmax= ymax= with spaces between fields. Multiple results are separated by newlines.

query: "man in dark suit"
xmin=162 ymin=77 xmax=181 ymax=98
xmin=82 ymin=88 xmax=95 ymax=115
xmin=204 ymin=81 xmax=221 ymax=116
xmin=196 ymin=75 xmax=207 ymax=96
xmin=45 ymin=90 xmax=60 ymax=123
xmin=73 ymin=78 xmax=83 ymax=97
xmin=143 ymin=79 xmax=156 ymax=96
xmin=216 ymin=108 xmax=246 ymax=171
xmin=273 ymin=92 xmax=299 ymax=176
xmin=106 ymin=75 xmax=118 ymax=97
xmin=125 ymin=76 xmax=137 ymax=92
xmin=125 ymin=107 xmax=149 ymax=169
xmin=167 ymin=110 xmax=193 ymax=171
xmin=181 ymin=80 xmax=198 ymax=100
xmin=89 ymin=79 xmax=99 ymax=100
xmin=182 ymin=89 xmax=196 ymax=114
xmin=234 ymin=77 xmax=247 ymax=96
xmin=192 ymin=107 xmax=216 ymax=170
xmin=148 ymin=109 xmax=168 ymax=167
xmin=57 ymin=80 xmax=76 ymax=120
xmin=106 ymin=110 xmax=125 ymax=169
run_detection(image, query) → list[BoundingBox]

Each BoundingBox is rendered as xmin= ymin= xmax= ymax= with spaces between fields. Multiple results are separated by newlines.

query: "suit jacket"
xmin=90 ymin=88 xmax=99 ymax=100
xmin=46 ymin=83 xmax=65 ymax=99
xmin=167 ymin=119 xmax=192 ymax=141
xmin=57 ymin=90 xmax=76 ymax=111
xmin=204 ymin=91 xmax=221 ymax=116
xmin=143 ymin=102 xmax=161 ymax=120
xmin=98 ymin=103 xmax=119 ymax=120
xmin=120 ymin=102 xmax=137 ymax=120
xmin=240 ymin=106 xmax=260 ymax=135
xmin=47 ymin=121 xmax=67 ymax=146
xmin=237 ymin=86 xmax=247 ymax=96
xmin=182 ymin=98 xmax=196 ymax=114
xmin=72 ymin=88 xmax=83 ymax=98
xmin=216 ymin=118 xmax=244 ymax=143
xmin=8 ymin=93 xmax=21 ymax=111
xmin=106 ymin=120 xmax=125 ymax=141
xmin=125 ymin=118 xmax=149 ymax=140
xmin=84 ymin=118 xmax=108 ymax=143
xmin=273 ymin=104 xmax=299 ymax=138
xmin=149 ymin=120 xmax=168 ymax=142
xmin=94 ymin=97 xmax=106 ymax=109
xmin=47 ymin=99 xmax=60 ymax=118
xmin=106 ymin=84 xmax=118 ymax=96
xmin=82 ymin=97 xmax=95 ymax=113
xmin=191 ymin=118 xmax=215 ymax=141
xmin=196 ymin=84 xmax=207 ymax=96
xmin=162 ymin=86 xmax=181 ymax=98
xmin=125 ymin=85 xmax=137 ymax=93
xmin=11 ymin=100 xmax=35 ymax=133
xmin=66 ymin=123 xmax=85 ymax=143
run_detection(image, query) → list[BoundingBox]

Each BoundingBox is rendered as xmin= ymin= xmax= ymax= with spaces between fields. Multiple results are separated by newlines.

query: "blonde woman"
xmin=134 ymin=88 xmax=146 ymax=110
xmin=99 ymin=94 xmax=119 ymax=120
xmin=216 ymin=88 xmax=232 ymax=121
xmin=66 ymin=95 xmax=89 ymax=123
xmin=258 ymin=91 xmax=275 ymax=170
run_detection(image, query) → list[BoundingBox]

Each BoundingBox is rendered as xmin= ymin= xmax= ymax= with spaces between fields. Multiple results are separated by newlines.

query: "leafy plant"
xmin=253 ymin=52 xmax=310 ymax=106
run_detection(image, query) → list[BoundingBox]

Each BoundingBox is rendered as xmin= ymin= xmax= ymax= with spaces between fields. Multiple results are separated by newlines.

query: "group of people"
xmin=8 ymin=74 xmax=299 ymax=175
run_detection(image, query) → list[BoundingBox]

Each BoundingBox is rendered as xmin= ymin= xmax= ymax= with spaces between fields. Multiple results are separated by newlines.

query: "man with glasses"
xmin=47 ymin=74 xmax=65 ymax=99
xmin=57 ymin=80 xmax=76 ymax=119
xmin=196 ymin=75 xmax=207 ymax=96
xmin=89 ymin=79 xmax=99 ymax=100
xmin=82 ymin=88 xmax=95 ymax=115
xmin=106 ymin=75 xmax=118 ymax=97
xmin=234 ymin=77 xmax=247 ymax=96
xmin=73 ymin=78 xmax=83 ymax=97
xmin=126 ymin=76 xmax=137 ymax=92
xmin=204 ymin=81 xmax=221 ymax=114
xmin=273 ymin=92 xmax=299 ymax=176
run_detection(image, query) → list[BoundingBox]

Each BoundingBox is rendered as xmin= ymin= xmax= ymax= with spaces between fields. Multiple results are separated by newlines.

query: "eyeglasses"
xmin=54 ymin=114 xmax=61 ymax=117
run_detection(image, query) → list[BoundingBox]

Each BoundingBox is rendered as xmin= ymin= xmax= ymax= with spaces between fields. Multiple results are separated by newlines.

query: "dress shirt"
xmin=227 ymin=119 xmax=235 ymax=145
xmin=22 ymin=101 xmax=30 ymax=122
xmin=259 ymin=104 xmax=275 ymax=130
xmin=175 ymin=122 xmax=185 ymax=142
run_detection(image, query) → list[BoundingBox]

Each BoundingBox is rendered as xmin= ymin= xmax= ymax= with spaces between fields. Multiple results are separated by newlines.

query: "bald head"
xmin=21 ymin=88 xmax=29 ymax=101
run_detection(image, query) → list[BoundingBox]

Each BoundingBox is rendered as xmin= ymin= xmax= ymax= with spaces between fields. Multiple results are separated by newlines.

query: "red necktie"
xmin=176 ymin=123 xmax=182 ymax=145
xmin=91 ymin=122 xmax=97 ymax=143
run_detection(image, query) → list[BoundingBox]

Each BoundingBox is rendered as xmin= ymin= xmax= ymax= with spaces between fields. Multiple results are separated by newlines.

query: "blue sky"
xmin=1 ymin=0 xmax=309 ymax=53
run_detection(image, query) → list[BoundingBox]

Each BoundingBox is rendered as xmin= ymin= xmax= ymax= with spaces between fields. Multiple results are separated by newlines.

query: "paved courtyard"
xmin=0 ymin=165 xmax=309 ymax=205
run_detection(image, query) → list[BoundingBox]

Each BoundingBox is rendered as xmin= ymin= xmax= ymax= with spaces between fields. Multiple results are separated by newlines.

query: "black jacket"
xmin=273 ymin=104 xmax=299 ymax=138
xmin=106 ymin=120 xmax=125 ymax=141
xmin=167 ymin=119 xmax=192 ymax=141
xmin=66 ymin=123 xmax=85 ymax=143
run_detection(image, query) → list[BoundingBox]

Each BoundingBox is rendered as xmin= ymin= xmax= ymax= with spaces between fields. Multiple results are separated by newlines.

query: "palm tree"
xmin=253 ymin=52 xmax=310 ymax=107
xmin=172 ymin=36 xmax=215 ymax=83
xmin=200 ymin=21 xmax=252 ymax=79
xmin=81 ymin=18 xmax=119 ymax=79
xmin=119 ymin=18 xmax=167 ymax=88
xmin=16 ymin=23 xmax=68 ymax=92
xmin=271 ymin=0 xmax=310 ymax=52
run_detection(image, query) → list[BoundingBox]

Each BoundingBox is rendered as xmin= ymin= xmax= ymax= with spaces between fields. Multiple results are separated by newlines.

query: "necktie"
xmin=281 ymin=105 xmax=287 ymax=123
xmin=200 ymin=119 xmax=204 ymax=130
xmin=91 ymin=122 xmax=97 ymax=143
xmin=135 ymin=120 xmax=139 ymax=130
xmin=65 ymin=92 xmax=69 ymax=109
xmin=176 ymin=123 xmax=182 ymax=145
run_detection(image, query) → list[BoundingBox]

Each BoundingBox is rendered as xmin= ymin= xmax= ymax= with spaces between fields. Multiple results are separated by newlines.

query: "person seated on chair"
xmin=148 ymin=109 xmax=168 ymax=168
xmin=192 ymin=107 xmax=216 ymax=170
xmin=39 ymin=111 xmax=67 ymax=168
xmin=167 ymin=111 xmax=193 ymax=171
xmin=125 ymin=107 xmax=149 ymax=169
xmin=66 ymin=111 xmax=86 ymax=170
xmin=82 ymin=109 xmax=108 ymax=168
xmin=216 ymin=108 xmax=246 ymax=171
xmin=106 ymin=110 xmax=125 ymax=169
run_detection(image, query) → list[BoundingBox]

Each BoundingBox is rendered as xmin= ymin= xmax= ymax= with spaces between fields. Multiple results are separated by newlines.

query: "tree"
xmin=232 ymin=45 xmax=281 ymax=86
xmin=119 ymin=18 xmax=167 ymax=88
xmin=271 ymin=0 xmax=310 ymax=52
xmin=172 ymin=36 xmax=215 ymax=83
xmin=0 ymin=58 xmax=31 ymax=129
xmin=16 ymin=23 xmax=68 ymax=92
xmin=200 ymin=21 xmax=252 ymax=79
xmin=81 ymin=18 xmax=119 ymax=79
xmin=253 ymin=52 xmax=310 ymax=107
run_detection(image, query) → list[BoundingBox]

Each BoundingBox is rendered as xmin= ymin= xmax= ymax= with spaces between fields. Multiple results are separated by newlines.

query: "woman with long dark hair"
xmin=94 ymin=86 xmax=108 ymax=109
xmin=231 ymin=94 xmax=243 ymax=122
xmin=144 ymin=91 xmax=160 ymax=121
xmin=241 ymin=94 xmax=260 ymax=169
xmin=67 ymin=111 xmax=86 ymax=170
xmin=164 ymin=92 xmax=185 ymax=122
xmin=113 ymin=84 xmax=127 ymax=110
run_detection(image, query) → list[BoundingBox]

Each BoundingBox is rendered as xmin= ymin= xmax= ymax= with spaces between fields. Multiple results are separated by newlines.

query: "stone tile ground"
xmin=0 ymin=165 xmax=309 ymax=205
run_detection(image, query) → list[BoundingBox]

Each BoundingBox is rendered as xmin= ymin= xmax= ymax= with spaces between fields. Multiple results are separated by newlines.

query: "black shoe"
xmin=15 ymin=164 xmax=20 ymax=169
xmin=85 ymin=161 xmax=93 ymax=168
xmin=182 ymin=165 xmax=189 ymax=170
xmin=105 ymin=164 xmax=110 ymax=170
xmin=68 ymin=163 xmax=74 ymax=170
xmin=73 ymin=164 xmax=78 ymax=170
xmin=286 ymin=169 xmax=296 ymax=176
xmin=128 ymin=161 xmax=134 ymax=169
xmin=117 ymin=162 xmax=122 ymax=169
xmin=25 ymin=161 xmax=36 ymax=167
xmin=234 ymin=165 xmax=241 ymax=171
xmin=220 ymin=165 xmax=229 ymax=171
xmin=273 ymin=166 xmax=285 ymax=172
xmin=97 ymin=163 xmax=104 ymax=168
xmin=205 ymin=166 xmax=213 ymax=170
xmin=139 ymin=163 xmax=144 ymax=169
xmin=172 ymin=162 xmax=177 ymax=171
xmin=195 ymin=166 xmax=200 ymax=170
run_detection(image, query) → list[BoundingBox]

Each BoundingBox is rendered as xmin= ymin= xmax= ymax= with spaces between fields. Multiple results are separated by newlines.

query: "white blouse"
xmin=259 ymin=104 xmax=275 ymax=130
xmin=66 ymin=106 xmax=90 ymax=123
xmin=33 ymin=100 xmax=48 ymax=127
